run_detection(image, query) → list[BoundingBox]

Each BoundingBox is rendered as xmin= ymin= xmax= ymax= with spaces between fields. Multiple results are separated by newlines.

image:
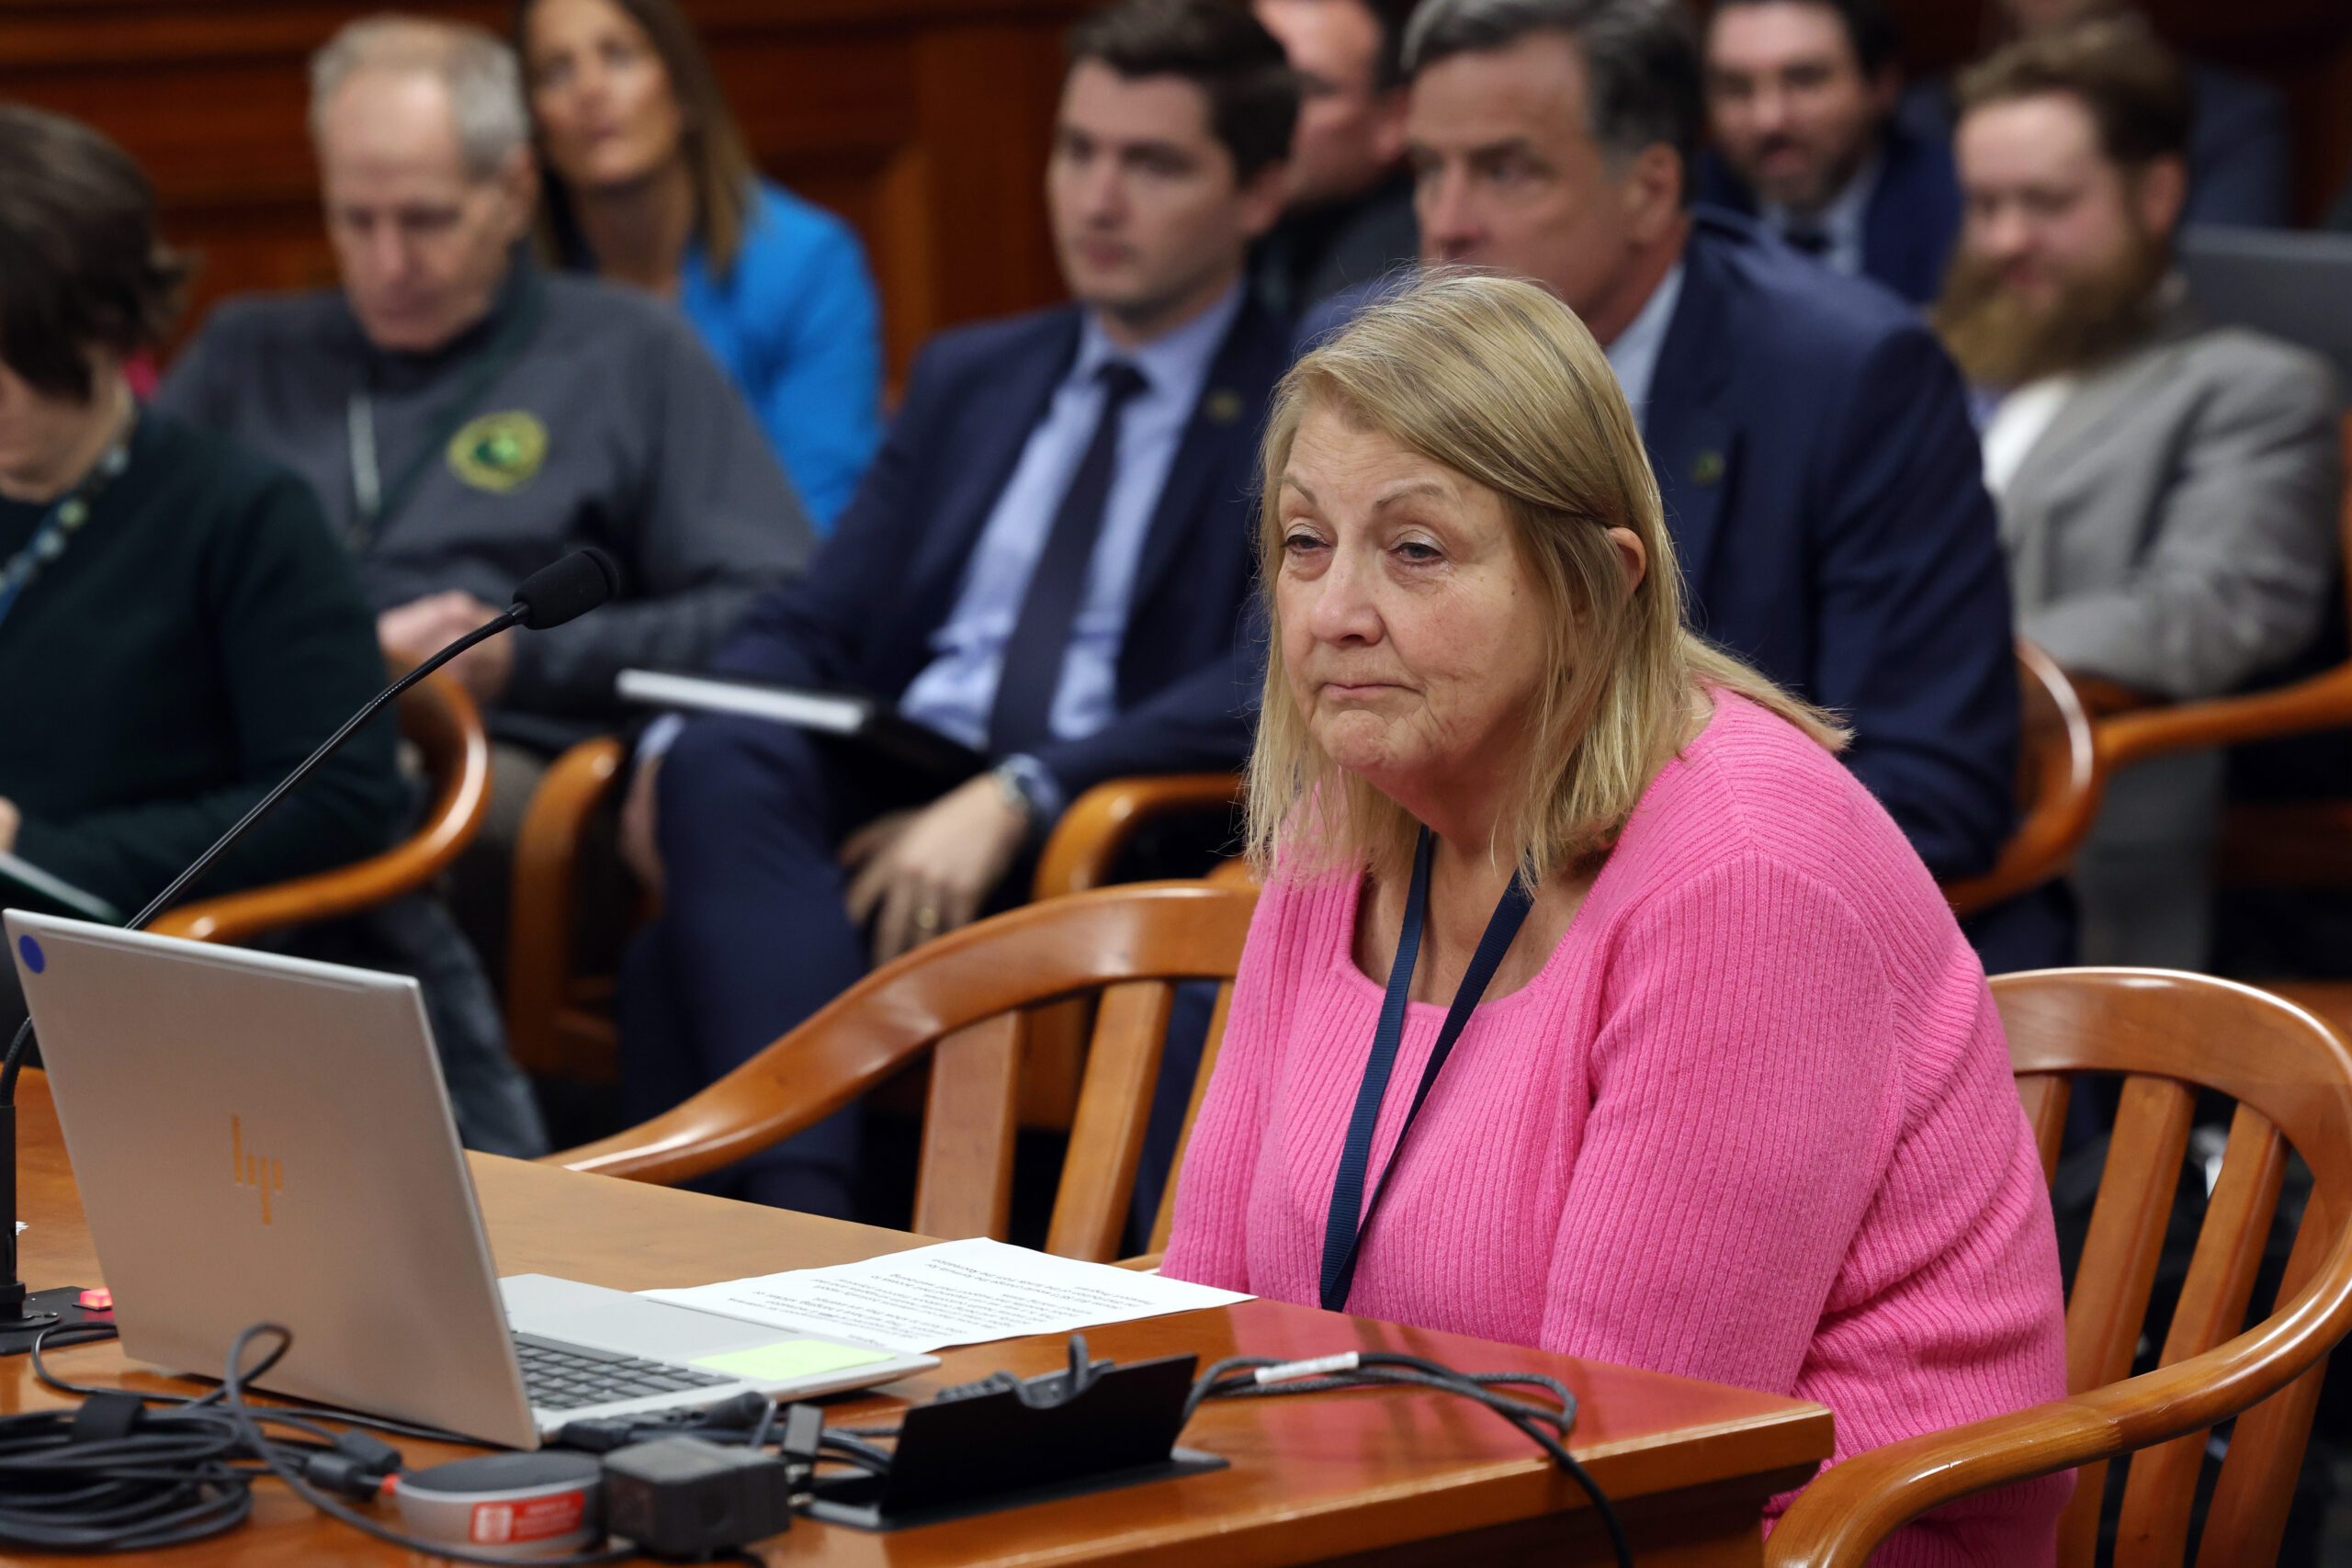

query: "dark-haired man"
xmin=1939 ymin=19 xmax=2339 ymax=967
xmin=1314 ymin=0 xmax=2041 ymax=967
xmin=1697 ymin=0 xmax=1961 ymax=305
xmin=1250 ymin=0 xmax=1419 ymax=313
xmin=619 ymin=0 xmax=1297 ymax=1213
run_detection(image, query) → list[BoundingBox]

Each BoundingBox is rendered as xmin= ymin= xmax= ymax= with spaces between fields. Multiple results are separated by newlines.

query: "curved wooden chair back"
xmin=1766 ymin=968 xmax=2352 ymax=1568
xmin=1943 ymin=642 xmax=2102 ymax=918
xmin=503 ymin=735 xmax=629 ymax=1078
xmin=507 ymin=759 xmax=1250 ymax=1085
xmin=148 ymin=673 xmax=492 ymax=945
xmin=548 ymin=881 xmax=1260 ymax=1263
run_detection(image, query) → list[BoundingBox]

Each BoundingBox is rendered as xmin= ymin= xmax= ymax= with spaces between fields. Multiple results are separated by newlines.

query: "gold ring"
xmin=912 ymin=906 xmax=941 ymax=932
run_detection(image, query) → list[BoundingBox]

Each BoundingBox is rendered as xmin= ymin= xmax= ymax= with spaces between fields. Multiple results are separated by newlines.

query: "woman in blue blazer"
xmin=518 ymin=0 xmax=883 ymax=529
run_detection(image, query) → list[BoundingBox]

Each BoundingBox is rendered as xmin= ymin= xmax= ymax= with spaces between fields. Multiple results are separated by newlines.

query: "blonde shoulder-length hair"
xmin=1246 ymin=271 xmax=1848 ymax=887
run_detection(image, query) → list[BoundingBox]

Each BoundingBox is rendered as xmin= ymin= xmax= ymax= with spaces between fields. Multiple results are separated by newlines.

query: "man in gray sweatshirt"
xmin=159 ymin=15 xmax=812 ymax=976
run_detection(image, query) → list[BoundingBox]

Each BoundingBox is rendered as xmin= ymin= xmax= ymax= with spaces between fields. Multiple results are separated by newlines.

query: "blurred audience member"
xmin=1697 ymin=0 xmax=1961 ymax=305
xmin=1901 ymin=0 xmax=2290 ymax=230
xmin=1250 ymin=0 xmax=1419 ymax=313
xmin=618 ymin=0 xmax=1296 ymax=1214
xmin=1329 ymin=0 xmax=2044 ymax=968
xmin=518 ymin=0 xmax=883 ymax=529
xmin=1939 ymin=20 xmax=2341 ymax=968
xmin=156 ymin=15 xmax=814 ymax=976
xmin=0 ymin=107 xmax=401 ymax=1032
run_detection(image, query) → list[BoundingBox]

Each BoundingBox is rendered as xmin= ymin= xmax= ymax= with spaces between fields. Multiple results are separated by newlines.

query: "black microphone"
xmin=0 ymin=548 xmax=618 ymax=1340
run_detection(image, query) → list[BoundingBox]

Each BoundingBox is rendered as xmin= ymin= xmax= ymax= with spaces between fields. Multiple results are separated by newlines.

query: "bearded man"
xmin=1938 ymin=17 xmax=2341 ymax=968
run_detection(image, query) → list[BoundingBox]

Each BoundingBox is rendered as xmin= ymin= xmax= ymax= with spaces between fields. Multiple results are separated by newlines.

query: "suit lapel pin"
xmin=1204 ymin=389 xmax=1244 ymax=426
xmin=1690 ymin=448 xmax=1726 ymax=487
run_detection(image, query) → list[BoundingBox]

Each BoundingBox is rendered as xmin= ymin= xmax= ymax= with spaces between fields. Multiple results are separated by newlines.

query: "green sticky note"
xmin=691 ymin=1340 xmax=894 ymax=1382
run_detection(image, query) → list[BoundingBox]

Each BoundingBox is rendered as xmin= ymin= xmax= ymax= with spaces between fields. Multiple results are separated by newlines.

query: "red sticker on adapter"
xmin=469 ymin=1491 xmax=588 ymax=1543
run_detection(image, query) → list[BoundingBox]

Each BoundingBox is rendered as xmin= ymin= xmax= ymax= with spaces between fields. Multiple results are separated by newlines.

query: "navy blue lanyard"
xmin=0 ymin=425 xmax=132 ymax=637
xmin=1318 ymin=826 xmax=1536 ymax=1313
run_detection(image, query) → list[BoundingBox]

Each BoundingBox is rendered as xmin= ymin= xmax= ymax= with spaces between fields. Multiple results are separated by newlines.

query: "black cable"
xmin=0 ymin=1324 xmax=320 ymax=1551
xmin=25 ymin=1324 xmax=482 ymax=1445
xmin=215 ymin=1324 xmax=639 ymax=1568
xmin=1188 ymin=1350 xmax=1635 ymax=1568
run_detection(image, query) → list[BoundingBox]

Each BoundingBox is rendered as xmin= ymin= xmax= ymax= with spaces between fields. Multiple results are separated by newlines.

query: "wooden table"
xmin=5 ymin=1070 xmax=1832 ymax=1565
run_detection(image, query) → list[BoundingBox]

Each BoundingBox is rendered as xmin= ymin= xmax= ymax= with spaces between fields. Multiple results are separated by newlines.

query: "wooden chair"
xmin=2065 ymin=412 xmax=2352 ymax=1033
xmin=1766 ymin=968 xmax=2352 ymax=1568
xmin=503 ymin=735 xmax=629 ymax=1077
xmin=146 ymin=674 xmax=492 ymax=944
xmin=547 ymin=880 xmax=1259 ymax=1262
xmin=1943 ymin=640 xmax=2103 ymax=919
xmin=1111 ymin=646 xmax=2106 ymax=918
xmin=504 ymin=746 xmax=1252 ymax=1083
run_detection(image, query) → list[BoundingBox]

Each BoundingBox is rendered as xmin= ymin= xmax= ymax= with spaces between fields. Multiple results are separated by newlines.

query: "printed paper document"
xmin=641 ymin=1237 xmax=1252 ymax=1354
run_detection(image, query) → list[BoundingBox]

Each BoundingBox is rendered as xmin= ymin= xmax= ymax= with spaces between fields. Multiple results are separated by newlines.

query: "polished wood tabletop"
xmin=6 ymin=1069 xmax=1832 ymax=1566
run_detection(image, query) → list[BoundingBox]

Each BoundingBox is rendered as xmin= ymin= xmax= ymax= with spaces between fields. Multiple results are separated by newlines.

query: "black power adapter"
xmin=601 ymin=1437 xmax=795 ymax=1558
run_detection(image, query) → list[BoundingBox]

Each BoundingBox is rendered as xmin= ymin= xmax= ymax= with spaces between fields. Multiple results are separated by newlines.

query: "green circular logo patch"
xmin=447 ymin=410 xmax=548 ymax=494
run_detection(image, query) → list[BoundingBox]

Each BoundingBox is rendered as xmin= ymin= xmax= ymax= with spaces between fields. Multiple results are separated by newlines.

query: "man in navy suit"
xmin=616 ymin=0 xmax=1298 ymax=1213
xmin=1333 ymin=0 xmax=2046 ymax=966
xmin=1696 ymin=0 xmax=1961 ymax=305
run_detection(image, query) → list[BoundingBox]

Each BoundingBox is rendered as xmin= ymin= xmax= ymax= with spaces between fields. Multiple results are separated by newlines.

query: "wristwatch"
xmin=989 ymin=756 xmax=1060 ymax=829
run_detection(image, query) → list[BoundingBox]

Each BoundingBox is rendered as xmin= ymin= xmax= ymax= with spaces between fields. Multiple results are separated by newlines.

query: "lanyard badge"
xmin=1318 ymin=826 xmax=1534 ymax=1314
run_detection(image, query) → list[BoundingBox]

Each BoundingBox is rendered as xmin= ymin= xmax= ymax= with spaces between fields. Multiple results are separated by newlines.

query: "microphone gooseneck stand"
xmin=0 ymin=548 xmax=619 ymax=1349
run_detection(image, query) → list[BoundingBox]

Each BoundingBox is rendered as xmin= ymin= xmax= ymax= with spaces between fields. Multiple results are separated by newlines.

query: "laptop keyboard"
xmin=513 ymin=1332 xmax=736 ymax=1411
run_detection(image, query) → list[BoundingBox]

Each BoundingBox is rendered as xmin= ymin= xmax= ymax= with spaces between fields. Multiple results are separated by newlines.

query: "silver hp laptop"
xmin=6 ymin=911 xmax=935 ymax=1449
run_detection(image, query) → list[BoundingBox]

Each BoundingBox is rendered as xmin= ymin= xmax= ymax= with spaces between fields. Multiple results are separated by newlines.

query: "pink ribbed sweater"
xmin=1162 ymin=694 xmax=2072 ymax=1564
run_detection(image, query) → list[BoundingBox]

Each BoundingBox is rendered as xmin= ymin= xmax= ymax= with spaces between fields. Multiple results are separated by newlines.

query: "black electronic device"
xmin=805 ymin=1342 xmax=1224 ymax=1530
xmin=602 ymin=1437 xmax=795 ymax=1557
xmin=0 ymin=548 xmax=620 ymax=1349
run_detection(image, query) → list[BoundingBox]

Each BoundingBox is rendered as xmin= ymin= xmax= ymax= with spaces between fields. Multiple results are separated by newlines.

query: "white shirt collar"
xmin=1072 ymin=277 xmax=1245 ymax=401
xmin=1603 ymin=261 xmax=1687 ymax=430
xmin=1761 ymin=148 xmax=1882 ymax=276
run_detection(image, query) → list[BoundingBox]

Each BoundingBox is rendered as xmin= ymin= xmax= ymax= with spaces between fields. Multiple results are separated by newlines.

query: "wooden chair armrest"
xmin=2098 ymin=661 xmax=2352 ymax=773
xmin=504 ymin=736 xmax=628 ymax=1077
xmin=1942 ymin=776 xmax=2106 ymax=918
xmin=1114 ymin=1252 xmax=1163 ymax=1271
xmin=1764 ymin=1210 xmax=2352 ymax=1568
xmin=150 ymin=682 xmax=493 ymax=945
xmin=1944 ymin=641 xmax=2104 ymax=919
xmin=1033 ymin=773 xmax=1243 ymax=900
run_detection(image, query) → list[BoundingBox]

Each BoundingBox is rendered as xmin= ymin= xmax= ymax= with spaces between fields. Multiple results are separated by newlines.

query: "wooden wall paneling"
xmin=912 ymin=20 xmax=1072 ymax=336
xmin=0 ymin=0 xmax=1086 ymax=382
xmin=1882 ymin=0 xmax=2352 ymax=224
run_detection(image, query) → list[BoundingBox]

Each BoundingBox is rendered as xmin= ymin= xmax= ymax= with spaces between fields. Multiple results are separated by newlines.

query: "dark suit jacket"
xmin=1649 ymin=209 xmax=2016 ymax=882
xmin=1694 ymin=122 xmax=1962 ymax=305
xmin=707 ymin=296 xmax=1290 ymax=801
xmin=1299 ymin=211 xmax=2017 ymax=885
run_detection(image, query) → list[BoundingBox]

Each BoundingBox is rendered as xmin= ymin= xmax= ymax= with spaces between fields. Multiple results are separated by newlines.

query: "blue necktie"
xmin=989 ymin=360 xmax=1149 ymax=755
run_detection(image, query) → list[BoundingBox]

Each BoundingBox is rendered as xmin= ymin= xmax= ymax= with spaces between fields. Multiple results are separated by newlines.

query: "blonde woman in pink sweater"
xmin=1159 ymin=273 xmax=2070 ymax=1563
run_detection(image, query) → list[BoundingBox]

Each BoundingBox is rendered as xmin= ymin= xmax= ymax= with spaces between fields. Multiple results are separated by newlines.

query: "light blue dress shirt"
xmin=1602 ymin=262 xmax=1686 ymax=434
xmin=898 ymin=282 xmax=1246 ymax=784
xmin=1759 ymin=152 xmax=1881 ymax=280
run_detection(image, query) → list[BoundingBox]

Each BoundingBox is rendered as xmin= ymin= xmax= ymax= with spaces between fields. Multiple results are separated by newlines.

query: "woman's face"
xmin=1274 ymin=406 xmax=1559 ymax=814
xmin=525 ymin=0 xmax=686 ymax=193
xmin=0 ymin=354 xmax=120 ymax=503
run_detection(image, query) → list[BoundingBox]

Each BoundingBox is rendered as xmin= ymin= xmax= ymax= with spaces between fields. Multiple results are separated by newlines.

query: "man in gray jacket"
xmin=159 ymin=15 xmax=814 ymax=978
xmin=1938 ymin=17 xmax=2341 ymax=967
xmin=159 ymin=15 xmax=812 ymax=749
